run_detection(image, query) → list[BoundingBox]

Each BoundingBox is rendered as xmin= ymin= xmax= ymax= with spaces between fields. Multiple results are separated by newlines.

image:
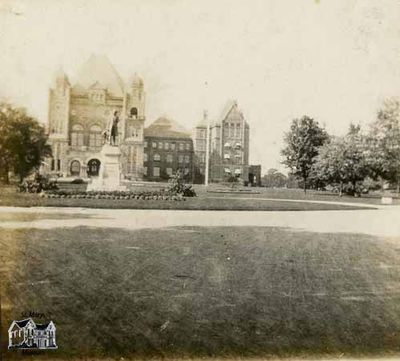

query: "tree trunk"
xmin=3 ymin=164 xmax=9 ymax=184
xmin=303 ymin=176 xmax=307 ymax=194
xmin=353 ymin=180 xmax=358 ymax=197
xmin=339 ymin=181 xmax=343 ymax=197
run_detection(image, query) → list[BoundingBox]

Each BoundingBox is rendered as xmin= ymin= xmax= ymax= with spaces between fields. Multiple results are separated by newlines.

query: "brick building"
xmin=194 ymin=100 xmax=250 ymax=183
xmin=143 ymin=117 xmax=194 ymax=182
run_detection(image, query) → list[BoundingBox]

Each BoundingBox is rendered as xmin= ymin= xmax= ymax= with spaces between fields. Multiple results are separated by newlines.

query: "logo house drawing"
xmin=8 ymin=318 xmax=58 ymax=350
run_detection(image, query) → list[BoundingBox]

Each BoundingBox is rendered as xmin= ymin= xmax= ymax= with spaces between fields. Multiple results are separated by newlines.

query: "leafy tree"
xmin=262 ymin=168 xmax=287 ymax=188
xmin=281 ymin=115 xmax=329 ymax=193
xmin=0 ymin=102 xmax=51 ymax=183
xmin=313 ymin=125 xmax=368 ymax=196
xmin=368 ymin=97 xmax=400 ymax=193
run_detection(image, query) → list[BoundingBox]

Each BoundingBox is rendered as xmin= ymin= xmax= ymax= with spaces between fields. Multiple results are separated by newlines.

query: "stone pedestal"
xmin=87 ymin=144 xmax=126 ymax=191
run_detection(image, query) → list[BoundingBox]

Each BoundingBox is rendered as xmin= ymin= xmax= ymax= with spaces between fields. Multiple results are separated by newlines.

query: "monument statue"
xmin=87 ymin=110 xmax=126 ymax=191
xmin=108 ymin=110 xmax=120 ymax=146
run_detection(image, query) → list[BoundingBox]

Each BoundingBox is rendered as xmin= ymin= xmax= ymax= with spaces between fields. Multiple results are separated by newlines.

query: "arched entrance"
xmin=70 ymin=160 xmax=81 ymax=176
xmin=87 ymin=159 xmax=101 ymax=177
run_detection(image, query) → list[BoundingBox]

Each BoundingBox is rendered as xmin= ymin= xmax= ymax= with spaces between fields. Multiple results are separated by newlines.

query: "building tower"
xmin=120 ymin=74 xmax=146 ymax=180
xmin=193 ymin=111 xmax=208 ymax=183
xmin=47 ymin=68 xmax=71 ymax=174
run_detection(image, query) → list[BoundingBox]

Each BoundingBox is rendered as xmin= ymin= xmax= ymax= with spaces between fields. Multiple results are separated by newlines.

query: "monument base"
xmin=87 ymin=144 xmax=126 ymax=192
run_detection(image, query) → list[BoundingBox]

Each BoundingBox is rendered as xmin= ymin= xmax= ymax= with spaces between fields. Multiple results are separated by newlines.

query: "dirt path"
xmin=0 ymin=205 xmax=399 ymax=238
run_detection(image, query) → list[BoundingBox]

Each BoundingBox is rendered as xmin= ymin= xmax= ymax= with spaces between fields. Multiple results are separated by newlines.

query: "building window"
xmin=144 ymin=141 xmax=148 ymax=148
xmin=89 ymin=124 xmax=102 ymax=147
xmin=152 ymin=142 xmax=157 ymax=148
xmin=230 ymin=123 xmax=235 ymax=137
xmin=153 ymin=167 xmax=160 ymax=177
xmin=166 ymin=154 xmax=173 ymax=163
xmin=71 ymin=124 xmax=84 ymax=146
xmin=154 ymin=153 xmax=160 ymax=161
xmin=130 ymin=107 xmax=138 ymax=118
xmin=51 ymin=159 xmax=55 ymax=171
xmin=143 ymin=167 xmax=147 ymax=175
xmin=224 ymin=154 xmax=230 ymax=159
xmin=70 ymin=160 xmax=80 ymax=176
xmin=184 ymin=155 xmax=190 ymax=163
xmin=171 ymin=143 xmax=176 ymax=150
xmin=166 ymin=168 xmax=173 ymax=176
xmin=236 ymin=124 xmax=241 ymax=137
xmin=178 ymin=155 xmax=184 ymax=163
xmin=164 ymin=142 xmax=169 ymax=150
xmin=57 ymin=159 xmax=61 ymax=171
xmin=144 ymin=153 xmax=148 ymax=162
xmin=184 ymin=168 xmax=190 ymax=175
xmin=128 ymin=126 xmax=140 ymax=138
xmin=179 ymin=143 xmax=184 ymax=151
xmin=158 ymin=142 xmax=163 ymax=149
xmin=186 ymin=143 xmax=191 ymax=150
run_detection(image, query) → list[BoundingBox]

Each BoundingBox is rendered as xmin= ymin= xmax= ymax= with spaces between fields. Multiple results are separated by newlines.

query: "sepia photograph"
xmin=0 ymin=0 xmax=400 ymax=360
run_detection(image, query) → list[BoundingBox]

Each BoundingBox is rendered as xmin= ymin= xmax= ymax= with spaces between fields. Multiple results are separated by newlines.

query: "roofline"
xmin=8 ymin=318 xmax=35 ymax=332
xmin=144 ymin=134 xmax=193 ymax=140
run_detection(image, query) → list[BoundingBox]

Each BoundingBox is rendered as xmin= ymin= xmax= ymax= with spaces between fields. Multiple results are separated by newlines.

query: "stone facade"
xmin=194 ymin=100 xmax=250 ymax=183
xmin=44 ymin=55 xmax=145 ymax=180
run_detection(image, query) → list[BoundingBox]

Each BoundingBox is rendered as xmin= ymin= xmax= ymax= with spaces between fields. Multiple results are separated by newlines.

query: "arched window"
xmin=89 ymin=124 xmax=102 ymax=147
xmin=130 ymin=107 xmax=138 ymax=118
xmin=71 ymin=124 xmax=84 ymax=146
xmin=70 ymin=160 xmax=80 ymax=176
xmin=153 ymin=153 xmax=161 ymax=161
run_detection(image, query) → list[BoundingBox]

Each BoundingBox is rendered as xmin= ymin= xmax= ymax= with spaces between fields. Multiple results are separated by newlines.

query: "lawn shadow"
xmin=1 ymin=225 xmax=400 ymax=359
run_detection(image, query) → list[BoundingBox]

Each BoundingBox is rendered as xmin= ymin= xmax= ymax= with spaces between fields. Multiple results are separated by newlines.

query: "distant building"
xmin=249 ymin=165 xmax=262 ymax=186
xmin=45 ymin=54 xmax=145 ymax=180
xmin=8 ymin=318 xmax=57 ymax=349
xmin=144 ymin=117 xmax=194 ymax=181
xmin=192 ymin=112 xmax=208 ymax=183
xmin=194 ymin=100 xmax=250 ymax=183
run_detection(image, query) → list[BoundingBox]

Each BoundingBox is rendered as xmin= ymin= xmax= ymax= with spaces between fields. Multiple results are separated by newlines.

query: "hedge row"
xmin=41 ymin=190 xmax=185 ymax=201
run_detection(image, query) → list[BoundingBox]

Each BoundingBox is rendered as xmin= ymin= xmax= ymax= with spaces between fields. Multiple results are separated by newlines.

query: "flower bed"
xmin=41 ymin=190 xmax=186 ymax=201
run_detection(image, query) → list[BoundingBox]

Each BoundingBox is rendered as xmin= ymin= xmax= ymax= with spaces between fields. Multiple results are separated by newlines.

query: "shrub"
xmin=18 ymin=173 xmax=58 ymax=193
xmin=166 ymin=171 xmax=196 ymax=197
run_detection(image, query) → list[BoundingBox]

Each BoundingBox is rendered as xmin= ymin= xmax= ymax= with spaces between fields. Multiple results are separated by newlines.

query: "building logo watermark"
xmin=8 ymin=318 xmax=58 ymax=350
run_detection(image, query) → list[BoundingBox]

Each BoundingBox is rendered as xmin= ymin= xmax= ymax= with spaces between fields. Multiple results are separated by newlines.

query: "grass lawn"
xmin=0 ymin=186 xmax=376 ymax=211
xmin=200 ymin=185 xmax=400 ymax=206
xmin=1 ymin=225 xmax=400 ymax=359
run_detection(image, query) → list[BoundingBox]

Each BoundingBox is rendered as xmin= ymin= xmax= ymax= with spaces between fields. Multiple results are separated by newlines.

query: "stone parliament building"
xmin=45 ymin=55 xmax=258 ymax=184
xmin=45 ymin=54 xmax=145 ymax=180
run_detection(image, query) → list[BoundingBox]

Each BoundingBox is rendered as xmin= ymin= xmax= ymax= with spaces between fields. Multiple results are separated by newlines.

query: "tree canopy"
xmin=262 ymin=168 xmax=287 ymax=188
xmin=0 ymin=102 xmax=51 ymax=183
xmin=313 ymin=124 xmax=368 ymax=196
xmin=368 ymin=97 xmax=400 ymax=191
xmin=281 ymin=115 xmax=328 ymax=193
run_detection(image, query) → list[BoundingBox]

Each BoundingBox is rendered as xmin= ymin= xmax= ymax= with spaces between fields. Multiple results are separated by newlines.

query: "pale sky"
xmin=1 ymin=0 xmax=399 ymax=173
